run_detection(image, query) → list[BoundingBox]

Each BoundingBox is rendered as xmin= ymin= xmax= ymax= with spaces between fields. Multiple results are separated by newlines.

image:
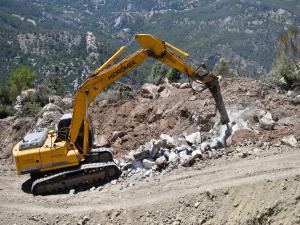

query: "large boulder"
xmin=14 ymin=89 xmax=37 ymax=115
xmin=180 ymin=155 xmax=195 ymax=167
xmin=155 ymin=155 xmax=168 ymax=170
xmin=151 ymin=139 xmax=168 ymax=158
xmin=169 ymin=151 xmax=179 ymax=163
xmin=191 ymin=149 xmax=202 ymax=160
xmin=258 ymin=111 xmax=276 ymax=130
xmin=142 ymin=158 xmax=155 ymax=170
xmin=160 ymin=134 xmax=176 ymax=148
xmin=35 ymin=103 xmax=63 ymax=130
xmin=191 ymin=81 xmax=205 ymax=92
xmin=185 ymin=132 xmax=201 ymax=146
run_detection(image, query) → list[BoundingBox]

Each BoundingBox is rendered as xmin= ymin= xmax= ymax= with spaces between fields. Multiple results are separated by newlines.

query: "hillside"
xmin=0 ymin=0 xmax=300 ymax=89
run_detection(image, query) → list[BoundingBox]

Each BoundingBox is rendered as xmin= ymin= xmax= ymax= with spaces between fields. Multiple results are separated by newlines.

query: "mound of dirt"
xmin=91 ymin=78 xmax=300 ymax=158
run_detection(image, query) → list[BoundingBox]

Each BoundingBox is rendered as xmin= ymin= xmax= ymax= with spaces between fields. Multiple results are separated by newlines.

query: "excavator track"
xmin=31 ymin=161 xmax=120 ymax=195
xmin=31 ymin=150 xmax=119 ymax=195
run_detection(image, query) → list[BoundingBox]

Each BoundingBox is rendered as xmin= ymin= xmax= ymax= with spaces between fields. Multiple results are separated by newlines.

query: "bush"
xmin=0 ymin=104 xmax=13 ymax=119
xmin=268 ymin=25 xmax=300 ymax=88
xmin=22 ymin=101 xmax=41 ymax=117
xmin=0 ymin=85 xmax=13 ymax=119
xmin=213 ymin=57 xmax=236 ymax=78
xmin=166 ymin=68 xmax=181 ymax=83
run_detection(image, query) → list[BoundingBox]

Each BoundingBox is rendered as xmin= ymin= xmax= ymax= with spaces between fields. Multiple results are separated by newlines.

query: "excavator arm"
xmin=67 ymin=34 xmax=229 ymax=154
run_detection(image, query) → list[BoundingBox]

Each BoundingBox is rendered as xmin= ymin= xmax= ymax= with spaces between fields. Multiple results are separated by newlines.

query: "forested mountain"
xmin=0 ymin=0 xmax=300 ymax=89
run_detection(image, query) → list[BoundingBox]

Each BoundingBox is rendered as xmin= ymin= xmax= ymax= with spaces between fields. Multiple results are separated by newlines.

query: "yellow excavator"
xmin=12 ymin=34 xmax=229 ymax=195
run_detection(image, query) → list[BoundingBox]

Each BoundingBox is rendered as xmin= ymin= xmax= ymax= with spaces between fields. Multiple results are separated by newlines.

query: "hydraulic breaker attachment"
xmin=205 ymin=77 xmax=230 ymax=125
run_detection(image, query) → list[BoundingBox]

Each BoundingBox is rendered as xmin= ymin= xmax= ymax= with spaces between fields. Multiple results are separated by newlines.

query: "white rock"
xmin=175 ymin=145 xmax=193 ymax=154
xmin=141 ymin=83 xmax=159 ymax=99
xmin=185 ymin=132 xmax=201 ymax=145
xmin=179 ymin=83 xmax=190 ymax=89
xmin=163 ymin=149 xmax=171 ymax=160
xmin=96 ymin=186 xmax=103 ymax=191
xmin=143 ymin=158 xmax=155 ymax=170
xmin=180 ymin=155 xmax=194 ymax=167
xmin=200 ymin=142 xmax=209 ymax=151
xmin=69 ymin=189 xmax=76 ymax=195
xmin=179 ymin=150 xmax=187 ymax=157
xmin=94 ymin=134 xmax=109 ymax=147
xmin=111 ymin=131 xmax=126 ymax=142
xmin=287 ymin=90 xmax=295 ymax=97
xmin=194 ymin=201 xmax=201 ymax=208
xmin=189 ymin=96 xmax=197 ymax=101
xmin=259 ymin=112 xmax=275 ymax=130
xmin=169 ymin=151 xmax=179 ymax=163
xmin=192 ymin=81 xmax=205 ymax=92
xmin=281 ymin=135 xmax=298 ymax=147
xmin=160 ymin=134 xmax=176 ymax=148
xmin=192 ymin=149 xmax=202 ymax=159
xmin=90 ymin=187 xmax=96 ymax=191
xmin=155 ymin=156 xmax=167 ymax=170
xmin=151 ymin=139 xmax=167 ymax=158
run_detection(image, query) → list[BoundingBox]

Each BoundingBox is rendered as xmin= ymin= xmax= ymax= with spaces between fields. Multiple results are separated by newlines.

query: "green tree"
xmin=214 ymin=57 xmax=236 ymax=78
xmin=10 ymin=65 xmax=37 ymax=95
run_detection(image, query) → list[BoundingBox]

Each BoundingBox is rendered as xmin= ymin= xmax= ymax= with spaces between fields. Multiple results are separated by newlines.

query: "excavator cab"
xmin=56 ymin=113 xmax=94 ymax=151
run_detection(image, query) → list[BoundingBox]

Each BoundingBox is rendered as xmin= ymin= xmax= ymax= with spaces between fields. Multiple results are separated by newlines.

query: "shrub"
xmin=166 ymin=68 xmax=181 ymax=83
xmin=213 ymin=57 xmax=236 ymax=78
xmin=10 ymin=65 xmax=37 ymax=97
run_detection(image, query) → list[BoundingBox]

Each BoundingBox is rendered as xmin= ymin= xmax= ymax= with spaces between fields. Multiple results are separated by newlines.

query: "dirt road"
xmin=0 ymin=147 xmax=299 ymax=225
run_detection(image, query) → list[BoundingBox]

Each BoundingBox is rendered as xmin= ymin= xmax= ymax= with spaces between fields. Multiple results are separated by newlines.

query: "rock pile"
xmin=116 ymin=132 xmax=206 ymax=182
xmin=113 ymin=102 xmax=299 ymax=183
